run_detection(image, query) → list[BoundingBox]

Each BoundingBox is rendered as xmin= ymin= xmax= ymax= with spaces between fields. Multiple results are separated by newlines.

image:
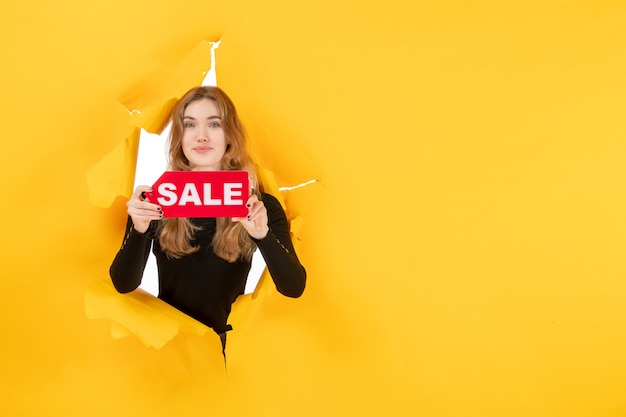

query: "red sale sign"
xmin=145 ymin=171 xmax=250 ymax=218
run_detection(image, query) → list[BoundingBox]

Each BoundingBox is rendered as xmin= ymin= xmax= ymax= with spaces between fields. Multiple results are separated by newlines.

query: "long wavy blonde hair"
xmin=158 ymin=86 xmax=259 ymax=262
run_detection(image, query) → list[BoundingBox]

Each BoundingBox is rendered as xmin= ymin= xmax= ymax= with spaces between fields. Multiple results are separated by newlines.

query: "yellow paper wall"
xmin=2 ymin=1 xmax=626 ymax=416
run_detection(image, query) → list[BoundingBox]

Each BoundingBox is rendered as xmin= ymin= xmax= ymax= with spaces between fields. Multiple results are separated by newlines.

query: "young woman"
xmin=109 ymin=86 xmax=306 ymax=351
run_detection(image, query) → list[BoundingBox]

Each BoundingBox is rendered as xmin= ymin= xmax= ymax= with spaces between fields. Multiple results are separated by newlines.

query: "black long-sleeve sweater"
xmin=109 ymin=193 xmax=306 ymax=334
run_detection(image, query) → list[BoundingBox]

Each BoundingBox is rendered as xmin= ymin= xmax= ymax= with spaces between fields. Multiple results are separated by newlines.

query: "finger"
xmin=246 ymin=207 xmax=260 ymax=221
xmin=247 ymin=201 xmax=266 ymax=220
xmin=231 ymin=216 xmax=254 ymax=226
xmin=245 ymin=194 xmax=259 ymax=209
xmin=127 ymin=201 xmax=163 ymax=217
xmin=128 ymin=209 xmax=163 ymax=221
xmin=128 ymin=204 xmax=161 ymax=214
xmin=128 ymin=198 xmax=162 ymax=211
xmin=131 ymin=188 xmax=153 ymax=204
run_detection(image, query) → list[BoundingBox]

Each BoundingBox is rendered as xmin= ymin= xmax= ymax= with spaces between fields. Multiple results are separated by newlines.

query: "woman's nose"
xmin=197 ymin=127 xmax=209 ymax=141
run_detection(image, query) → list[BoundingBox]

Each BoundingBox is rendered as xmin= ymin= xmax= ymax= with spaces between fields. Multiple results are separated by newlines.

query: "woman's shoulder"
xmin=261 ymin=192 xmax=280 ymax=205
xmin=260 ymin=192 xmax=285 ymax=215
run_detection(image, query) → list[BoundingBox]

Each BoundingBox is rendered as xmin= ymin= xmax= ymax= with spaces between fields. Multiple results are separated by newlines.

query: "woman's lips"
xmin=193 ymin=146 xmax=212 ymax=152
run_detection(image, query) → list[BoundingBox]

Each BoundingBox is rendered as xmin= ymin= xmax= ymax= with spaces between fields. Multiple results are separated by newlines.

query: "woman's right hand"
xmin=127 ymin=186 xmax=163 ymax=233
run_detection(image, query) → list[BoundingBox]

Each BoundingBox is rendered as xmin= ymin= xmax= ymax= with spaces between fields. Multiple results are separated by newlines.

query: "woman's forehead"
xmin=183 ymin=98 xmax=220 ymax=117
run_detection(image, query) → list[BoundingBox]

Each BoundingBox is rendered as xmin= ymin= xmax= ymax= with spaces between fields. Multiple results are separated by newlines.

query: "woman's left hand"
xmin=232 ymin=194 xmax=269 ymax=240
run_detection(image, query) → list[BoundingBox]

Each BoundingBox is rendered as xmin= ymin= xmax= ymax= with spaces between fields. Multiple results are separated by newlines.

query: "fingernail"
xmin=141 ymin=192 xmax=146 ymax=199
xmin=246 ymin=203 xmax=251 ymax=208
xmin=157 ymin=207 xmax=162 ymax=212
xmin=247 ymin=215 xmax=251 ymax=220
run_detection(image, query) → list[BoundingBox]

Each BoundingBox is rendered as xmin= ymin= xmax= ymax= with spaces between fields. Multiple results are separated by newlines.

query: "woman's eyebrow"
xmin=183 ymin=115 xmax=221 ymax=120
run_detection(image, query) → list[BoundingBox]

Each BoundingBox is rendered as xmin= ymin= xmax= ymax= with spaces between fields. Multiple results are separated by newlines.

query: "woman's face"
xmin=181 ymin=98 xmax=227 ymax=171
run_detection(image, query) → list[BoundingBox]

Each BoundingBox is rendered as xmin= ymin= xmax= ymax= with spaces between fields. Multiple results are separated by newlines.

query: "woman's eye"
xmin=209 ymin=122 xmax=221 ymax=128
xmin=184 ymin=122 xmax=194 ymax=128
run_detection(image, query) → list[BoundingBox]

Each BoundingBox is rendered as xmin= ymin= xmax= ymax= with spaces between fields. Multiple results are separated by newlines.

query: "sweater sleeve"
xmin=109 ymin=217 xmax=153 ymax=293
xmin=254 ymin=193 xmax=307 ymax=298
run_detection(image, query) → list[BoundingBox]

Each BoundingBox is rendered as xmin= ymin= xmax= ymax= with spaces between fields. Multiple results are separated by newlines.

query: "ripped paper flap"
xmin=85 ymin=278 xmax=209 ymax=349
